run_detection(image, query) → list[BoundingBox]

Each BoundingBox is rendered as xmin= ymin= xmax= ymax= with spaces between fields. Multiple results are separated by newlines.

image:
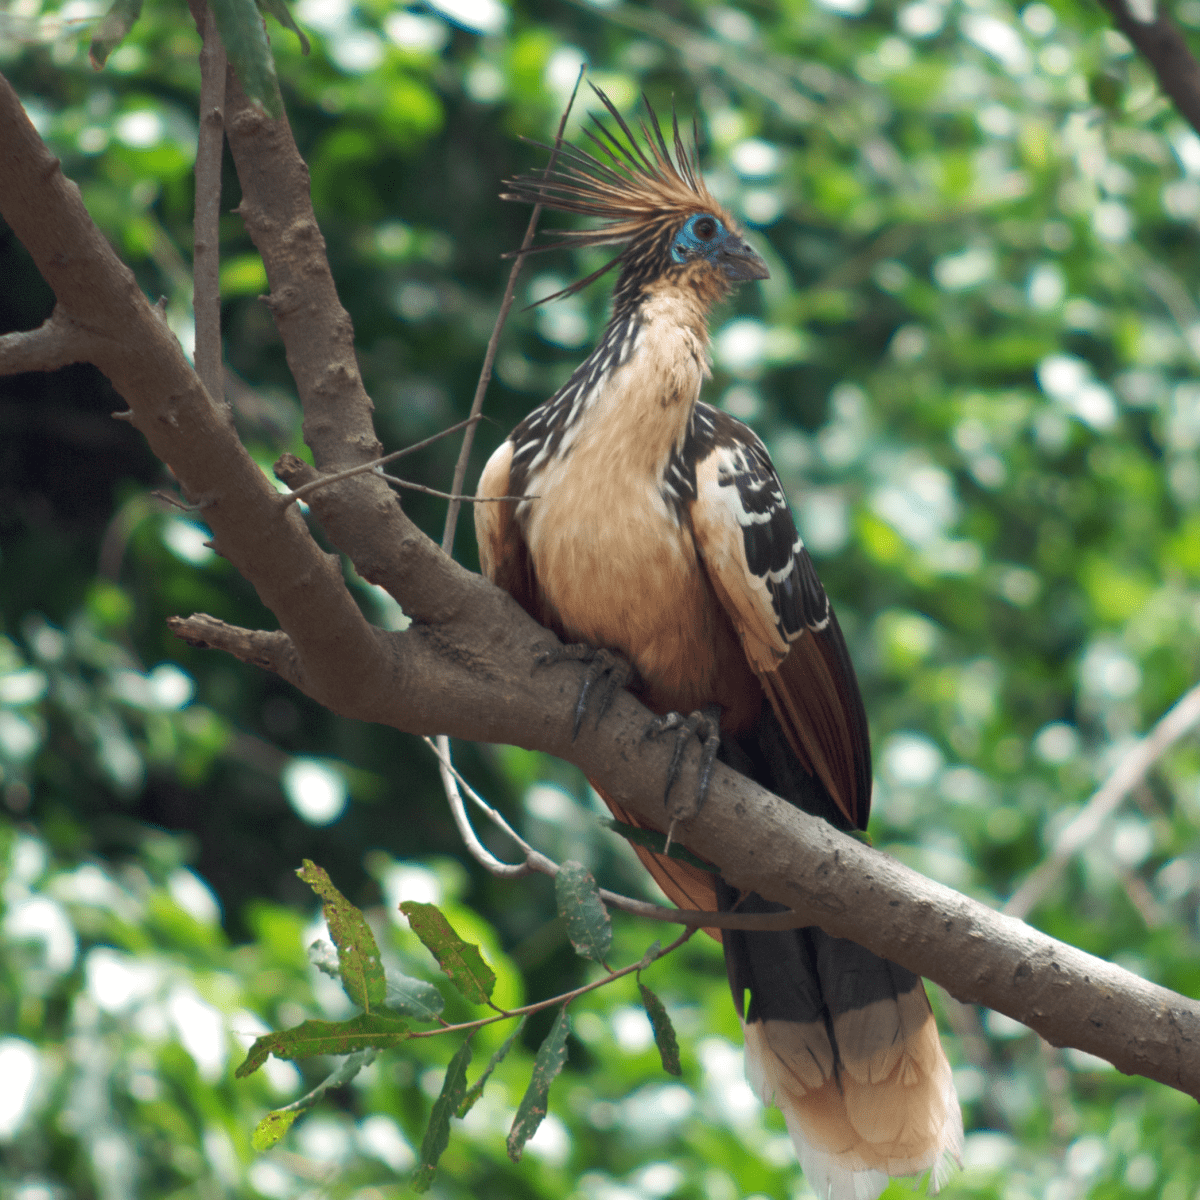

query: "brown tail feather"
xmin=592 ymin=784 xmax=722 ymax=942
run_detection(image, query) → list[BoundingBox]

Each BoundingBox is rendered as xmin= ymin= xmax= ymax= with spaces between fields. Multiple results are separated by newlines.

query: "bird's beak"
xmin=719 ymin=239 xmax=770 ymax=282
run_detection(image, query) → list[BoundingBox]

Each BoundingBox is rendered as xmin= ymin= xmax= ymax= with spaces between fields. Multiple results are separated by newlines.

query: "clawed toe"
xmin=535 ymin=643 xmax=636 ymax=739
xmin=645 ymin=704 xmax=722 ymax=822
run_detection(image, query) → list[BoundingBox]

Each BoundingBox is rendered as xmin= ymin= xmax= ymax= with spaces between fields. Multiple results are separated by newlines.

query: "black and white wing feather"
xmin=686 ymin=405 xmax=872 ymax=829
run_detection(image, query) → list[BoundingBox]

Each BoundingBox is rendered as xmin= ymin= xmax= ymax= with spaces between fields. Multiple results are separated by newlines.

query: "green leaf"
xmin=255 ymin=0 xmax=310 ymax=53
xmin=412 ymin=1037 xmax=473 ymax=1193
xmin=252 ymin=1107 xmax=298 ymax=1151
xmin=88 ymin=0 xmax=144 ymax=68
xmin=458 ymin=1016 xmax=526 ymax=1117
xmin=507 ymin=1006 xmax=570 ymax=1162
xmin=298 ymin=860 xmax=385 ymax=1012
xmin=638 ymin=982 xmax=681 ymax=1076
xmin=400 ymin=901 xmax=495 ymax=1004
xmin=599 ymin=818 xmax=716 ymax=872
xmin=208 ymin=0 xmax=283 ymax=119
xmin=235 ymin=1013 xmax=407 ymax=1077
xmin=252 ymin=1048 xmax=377 ymax=1148
xmin=383 ymin=968 xmax=444 ymax=1021
xmin=555 ymin=861 xmax=612 ymax=964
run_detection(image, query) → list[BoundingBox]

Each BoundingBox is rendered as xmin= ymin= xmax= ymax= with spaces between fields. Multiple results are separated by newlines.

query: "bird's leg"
xmin=535 ymin=643 xmax=638 ymax=740
xmin=644 ymin=704 xmax=723 ymax=850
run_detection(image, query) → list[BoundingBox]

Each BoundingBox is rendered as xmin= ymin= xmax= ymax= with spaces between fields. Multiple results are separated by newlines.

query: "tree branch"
xmin=1098 ymin=0 xmax=1200 ymax=137
xmin=4 ymin=62 xmax=1200 ymax=1099
xmin=0 ymin=307 xmax=102 ymax=375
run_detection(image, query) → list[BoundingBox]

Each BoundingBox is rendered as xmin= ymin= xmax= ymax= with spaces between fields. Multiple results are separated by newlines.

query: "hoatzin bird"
xmin=476 ymin=89 xmax=962 ymax=1200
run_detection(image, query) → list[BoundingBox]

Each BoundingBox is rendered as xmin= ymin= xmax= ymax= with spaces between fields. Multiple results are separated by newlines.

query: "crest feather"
xmin=502 ymin=84 xmax=733 ymax=301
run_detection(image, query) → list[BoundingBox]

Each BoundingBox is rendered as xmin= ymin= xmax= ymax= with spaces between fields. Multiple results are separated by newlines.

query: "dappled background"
xmin=2 ymin=0 xmax=1200 ymax=1194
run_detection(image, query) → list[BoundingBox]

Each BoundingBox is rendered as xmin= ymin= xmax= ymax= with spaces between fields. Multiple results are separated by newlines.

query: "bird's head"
xmin=503 ymin=85 xmax=769 ymax=309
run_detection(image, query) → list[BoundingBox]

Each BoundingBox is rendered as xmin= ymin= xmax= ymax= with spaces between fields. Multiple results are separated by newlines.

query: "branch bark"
xmin=3 ymin=63 xmax=1199 ymax=1099
xmin=1098 ymin=0 xmax=1200 ymax=138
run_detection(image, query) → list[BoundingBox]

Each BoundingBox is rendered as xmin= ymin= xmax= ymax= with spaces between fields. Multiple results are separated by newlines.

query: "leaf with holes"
xmin=412 ymin=1037 xmax=473 ymax=1193
xmin=236 ymin=1013 xmax=407 ymax=1077
xmin=555 ymin=860 xmax=612 ymax=963
xmin=507 ymin=1007 xmax=570 ymax=1162
xmin=639 ymin=982 xmax=682 ymax=1076
xmin=400 ymin=901 xmax=495 ymax=1004
xmin=298 ymin=860 xmax=385 ymax=1012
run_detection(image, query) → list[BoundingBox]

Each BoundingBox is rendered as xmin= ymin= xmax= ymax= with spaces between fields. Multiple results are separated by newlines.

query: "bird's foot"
xmin=644 ymin=704 xmax=722 ymax=847
xmin=535 ymin=643 xmax=636 ymax=740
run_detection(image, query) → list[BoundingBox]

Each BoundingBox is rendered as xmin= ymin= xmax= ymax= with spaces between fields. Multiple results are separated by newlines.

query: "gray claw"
xmin=646 ymin=704 xmax=722 ymax=817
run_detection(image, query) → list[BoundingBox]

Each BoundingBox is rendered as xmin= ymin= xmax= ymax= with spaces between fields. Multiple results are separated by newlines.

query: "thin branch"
xmin=379 ymin=473 xmax=534 ymax=504
xmin=438 ymin=63 xmax=586 ymax=558
xmin=190 ymin=0 xmax=227 ymax=405
xmin=0 ymin=309 xmax=99 ymax=375
xmin=406 ymin=926 xmax=695 ymax=1039
xmin=1005 ymin=681 xmax=1200 ymax=919
xmin=422 ymin=737 xmax=811 ymax=931
xmin=1097 ymin=0 xmax=1200 ymax=138
xmin=279 ymin=415 xmax=483 ymax=507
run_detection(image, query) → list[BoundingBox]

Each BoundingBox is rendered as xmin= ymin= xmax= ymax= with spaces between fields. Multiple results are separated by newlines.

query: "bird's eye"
xmin=693 ymin=216 xmax=718 ymax=240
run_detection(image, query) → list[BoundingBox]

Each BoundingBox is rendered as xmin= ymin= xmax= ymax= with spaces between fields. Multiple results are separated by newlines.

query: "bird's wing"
xmin=688 ymin=409 xmax=872 ymax=829
xmin=475 ymin=438 xmax=541 ymax=616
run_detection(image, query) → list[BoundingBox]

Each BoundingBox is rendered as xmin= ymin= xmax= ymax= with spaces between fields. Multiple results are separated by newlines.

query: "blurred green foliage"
xmin=2 ymin=0 xmax=1200 ymax=1194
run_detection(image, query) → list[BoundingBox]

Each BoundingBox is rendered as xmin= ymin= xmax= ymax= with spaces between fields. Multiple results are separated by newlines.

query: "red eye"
xmin=694 ymin=217 xmax=717 ymax=240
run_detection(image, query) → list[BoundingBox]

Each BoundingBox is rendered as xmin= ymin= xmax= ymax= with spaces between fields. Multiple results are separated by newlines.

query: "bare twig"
xmin=438 ymin=62 xmax=586 ymax=558
xmin=280 ymin=415 xmax=483 ymax=506
xmin=422 ymin=737 xmax=810 ymax=931
xmin=1005 ymin=681 xmax=1200 ymax=919
xmin=378 ymin=473 xmax=533 ymax=504
xmin=190 ymin=1 xmax=227 ymax=405
xmin=1097 ymin=0 xmax=1200 ymax=138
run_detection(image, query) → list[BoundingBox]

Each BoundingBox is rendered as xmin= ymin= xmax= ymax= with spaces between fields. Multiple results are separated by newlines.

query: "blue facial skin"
xmin=670 ymin=213 xmax=770 ymax=281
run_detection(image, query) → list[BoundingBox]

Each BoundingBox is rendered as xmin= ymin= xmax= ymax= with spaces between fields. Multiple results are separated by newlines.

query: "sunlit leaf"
xmin=236 ymin=1013 xmax=407 ymax=1076
xmin=297 ymin=860 xmax=385 ymax=1011
xmin=400 ymin=900 xmax=495 ymax=1004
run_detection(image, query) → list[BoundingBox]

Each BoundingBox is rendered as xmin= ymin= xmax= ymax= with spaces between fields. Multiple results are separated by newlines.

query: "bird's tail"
xmin=721 ymin=885 xmax=963 ymax=1200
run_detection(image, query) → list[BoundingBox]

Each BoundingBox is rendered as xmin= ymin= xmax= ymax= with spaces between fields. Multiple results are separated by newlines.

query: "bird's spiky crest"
xmin=503 ymin=85 xmax=733 ymax=303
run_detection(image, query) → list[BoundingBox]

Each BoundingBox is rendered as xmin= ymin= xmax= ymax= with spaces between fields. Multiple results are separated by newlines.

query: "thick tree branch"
xmin=4 ymin=64 xmax=1200 ymax=1099
xmin=1098 ymin=0 xmax=1200 ymax=137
